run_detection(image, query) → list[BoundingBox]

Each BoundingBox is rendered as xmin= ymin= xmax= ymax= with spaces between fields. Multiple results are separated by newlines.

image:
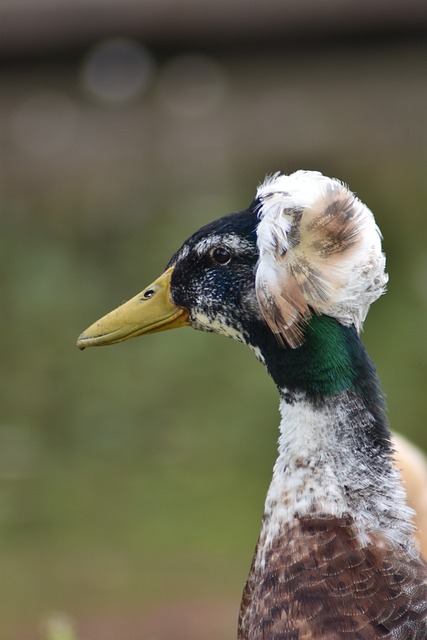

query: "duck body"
xmin=78 ymin=171 xmax=427 ymax=638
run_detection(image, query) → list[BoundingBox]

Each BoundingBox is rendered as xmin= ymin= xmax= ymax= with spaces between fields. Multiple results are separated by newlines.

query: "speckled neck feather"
xmin=261 ymin=390 xmax=414 ymax=549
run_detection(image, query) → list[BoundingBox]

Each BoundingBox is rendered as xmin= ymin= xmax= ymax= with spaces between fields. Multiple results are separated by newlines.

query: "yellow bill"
xmin=76 ymin=266 xmax=190 ymax=349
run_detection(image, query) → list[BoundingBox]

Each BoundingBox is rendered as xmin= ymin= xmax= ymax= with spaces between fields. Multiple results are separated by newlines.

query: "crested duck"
xmin=78 ymin=170 xmax=427 ymax=639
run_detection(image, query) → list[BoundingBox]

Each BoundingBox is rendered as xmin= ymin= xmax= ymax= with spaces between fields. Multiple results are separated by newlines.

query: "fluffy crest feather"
xmin=255 ymin=171 xmax=388 ymax=347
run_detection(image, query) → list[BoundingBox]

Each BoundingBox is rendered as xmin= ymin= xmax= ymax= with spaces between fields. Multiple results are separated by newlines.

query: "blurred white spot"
xmin=11 ymin=91 xmax=78 ymax=157
xmin=157 ymin=54 xmax=227 ymax=118
xmin=43 ymin=614 xmax=76 ymax=640
xmin=81 ymin=37 xmax=154 ymax=104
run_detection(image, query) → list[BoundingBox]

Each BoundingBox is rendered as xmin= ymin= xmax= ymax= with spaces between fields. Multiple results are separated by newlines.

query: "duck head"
xmin=77 ymin=171 xmax=387 ymax=361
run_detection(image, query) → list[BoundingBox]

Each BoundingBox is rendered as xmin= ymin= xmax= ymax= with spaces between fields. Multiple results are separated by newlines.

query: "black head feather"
xmin=167 ymin=205 xmax=262 ymax=344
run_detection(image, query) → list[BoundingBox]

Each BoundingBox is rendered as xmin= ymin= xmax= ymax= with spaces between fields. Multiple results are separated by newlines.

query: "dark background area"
xmin=2 ymin=2 xmax=427 ymax=638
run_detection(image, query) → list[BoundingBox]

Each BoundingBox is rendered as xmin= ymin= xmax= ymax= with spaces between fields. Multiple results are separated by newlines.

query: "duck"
xmin=77 ymin=170 xmax=427 ymax=639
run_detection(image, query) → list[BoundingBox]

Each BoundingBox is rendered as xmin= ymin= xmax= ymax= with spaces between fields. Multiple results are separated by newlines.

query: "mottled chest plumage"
xmin=239 ymin=515 xmax=427 ymax=640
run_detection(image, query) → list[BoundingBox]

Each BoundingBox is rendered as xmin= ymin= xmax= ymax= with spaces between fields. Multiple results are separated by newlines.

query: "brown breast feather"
xmin=238 ymin=515 xmax=427 ymax=639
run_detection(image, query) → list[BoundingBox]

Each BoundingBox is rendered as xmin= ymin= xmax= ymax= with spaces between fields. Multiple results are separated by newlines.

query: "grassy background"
xmin=2 ymin=39 xmax=427 ymax=639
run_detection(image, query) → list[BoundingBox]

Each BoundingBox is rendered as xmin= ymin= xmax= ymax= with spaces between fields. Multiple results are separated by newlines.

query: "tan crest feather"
xmin=255 ymin=171 xmax=388 ymax=347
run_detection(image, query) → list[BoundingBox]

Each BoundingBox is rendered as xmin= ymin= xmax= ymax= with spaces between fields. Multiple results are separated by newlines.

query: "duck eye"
xmin=211 ymin=247 xmax=232 ymax=265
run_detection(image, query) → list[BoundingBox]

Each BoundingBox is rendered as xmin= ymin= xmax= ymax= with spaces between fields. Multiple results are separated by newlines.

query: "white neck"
xmin=258 ymin=390 xmax=416 ymax=561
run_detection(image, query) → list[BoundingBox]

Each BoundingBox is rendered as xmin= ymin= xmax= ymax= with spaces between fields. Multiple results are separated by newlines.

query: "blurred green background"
xmin=2 ymin=3 xmax=427 ymax=639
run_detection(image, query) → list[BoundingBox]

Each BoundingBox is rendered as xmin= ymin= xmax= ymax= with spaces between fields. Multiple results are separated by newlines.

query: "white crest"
xmin=255 ymin=171 xmax=388 ymax=347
